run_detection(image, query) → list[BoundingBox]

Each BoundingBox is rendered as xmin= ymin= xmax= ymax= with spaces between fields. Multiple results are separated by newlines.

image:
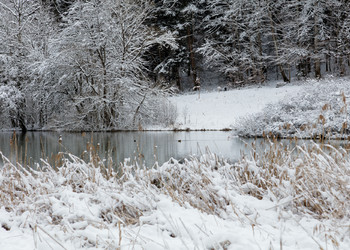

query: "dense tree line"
xmin=0 ymin=0 xmax=350 ymax=130
xmin=156 ymin=0 xmax=350 ymax=86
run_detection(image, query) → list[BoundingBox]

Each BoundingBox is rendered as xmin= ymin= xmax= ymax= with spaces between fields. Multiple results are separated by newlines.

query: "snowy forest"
xmin=2 ymin=0 xmax=350 ymax=131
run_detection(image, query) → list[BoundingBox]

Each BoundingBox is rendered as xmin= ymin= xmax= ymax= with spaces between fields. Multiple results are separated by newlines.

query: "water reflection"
xmin=0 ymin=131 xmax=255 ymax=168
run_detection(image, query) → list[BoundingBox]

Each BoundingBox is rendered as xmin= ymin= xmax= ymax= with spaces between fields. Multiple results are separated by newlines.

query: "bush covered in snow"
xmin=0 ymin=139 xmax=350 ymax=249
xmin=235 ymin=77 xmax=350 ymax=138
xmin=48 ymin=94 xmax=178 ymax=131
xmin=0 ymin=84 xmax=24 ymax=128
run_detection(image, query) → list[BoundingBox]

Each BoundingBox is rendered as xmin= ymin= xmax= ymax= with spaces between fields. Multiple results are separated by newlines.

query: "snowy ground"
xmin=168 ymin=82 xmax=305 ymax=130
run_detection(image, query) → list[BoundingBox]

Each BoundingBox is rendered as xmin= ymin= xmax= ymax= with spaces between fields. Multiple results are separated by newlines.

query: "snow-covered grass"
xmin=167 ymin=82 xmax=304 ymax=131
xmin=1 ymin=138 xmax=349 ymax=249
xmin=235 ymin=77 xmax=350 ymax=138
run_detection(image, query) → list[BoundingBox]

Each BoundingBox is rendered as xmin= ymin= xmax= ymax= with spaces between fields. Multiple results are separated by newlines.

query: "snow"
xmin=169 ymin=82 xmax=305 ymax=130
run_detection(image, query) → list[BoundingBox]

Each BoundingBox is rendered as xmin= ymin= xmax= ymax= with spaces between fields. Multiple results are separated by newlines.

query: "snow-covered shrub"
xmin=45 ymin=91 xmax=177 ymax=131
xmin=235 ymin=77 xmax=350 ymax=138
xmin=0 ymin=84 xmax=24 ymax=128
xmin=138 ymin=97 xmax=177 ymax=128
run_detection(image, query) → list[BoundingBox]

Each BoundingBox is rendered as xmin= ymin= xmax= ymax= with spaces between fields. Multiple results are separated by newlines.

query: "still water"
xmin=0 ymin=131 xmax=258 ymax=168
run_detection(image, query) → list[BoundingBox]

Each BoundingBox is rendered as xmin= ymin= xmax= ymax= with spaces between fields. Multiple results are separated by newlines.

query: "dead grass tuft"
xmin=235 ymin=137 xmax=350 ymax=220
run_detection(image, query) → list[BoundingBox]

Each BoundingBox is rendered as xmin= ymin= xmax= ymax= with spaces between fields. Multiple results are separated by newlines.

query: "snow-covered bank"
xmin=235 ymin=77 xmax=350 ymax=138
xmin=0 ymin=140 xmax=349 ymax=249
xmin=168 ymin=82 xmax=305 ymax=130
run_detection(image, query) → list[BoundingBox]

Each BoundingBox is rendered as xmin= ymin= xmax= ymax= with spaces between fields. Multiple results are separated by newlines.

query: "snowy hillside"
xmin=168 ymin=82 xmax=305 ymax=130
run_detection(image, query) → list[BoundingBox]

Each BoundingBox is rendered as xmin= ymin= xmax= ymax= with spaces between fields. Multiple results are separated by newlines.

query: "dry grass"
xmin=0 ymin=136 xmax=349 ymax=248
xmin=236 ymin=137 xmax=350 ymax=219
xmin=2 ymin=137 xmax=350 ymax=221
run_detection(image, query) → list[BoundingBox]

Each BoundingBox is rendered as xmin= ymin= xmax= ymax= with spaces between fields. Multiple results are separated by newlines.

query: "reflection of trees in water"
xmin=1 ymin=131 xmax=244 ymax=169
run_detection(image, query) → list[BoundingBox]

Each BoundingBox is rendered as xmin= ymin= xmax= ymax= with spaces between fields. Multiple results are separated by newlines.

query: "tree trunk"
xmin=314 ymin=4 xmax=321 ymax=79
xmin=19 ymin=117 xmax=27 ymax=132
xmin=257 ymin=31 xmax=265 ymax=83
xmin=268 ymin=8 xmax=289 ymax=82
xmin=315 ymin=60 xmax=321 ymax=79
xmin=339 ymin=56 xmax=345 ymax=76
xmin=187 ymin=25 xmax=197 ymax=88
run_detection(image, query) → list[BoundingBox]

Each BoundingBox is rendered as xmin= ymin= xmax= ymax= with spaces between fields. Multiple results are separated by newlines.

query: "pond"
xmin=0 ymin=131 xmax=257 ymax=168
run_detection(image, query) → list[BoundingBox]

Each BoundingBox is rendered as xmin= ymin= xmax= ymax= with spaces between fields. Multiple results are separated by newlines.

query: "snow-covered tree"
xmin=148 ymin=0 xmax=207 ymax=90
xmin=199 ymin=0 xmax=350 ymax=84
xmin=199 ymin=0 xmax=269 ymax=85
xmin=33 ymin=0 xmax=177 ymax=130
xmin=0 ymin=0 xmax=45 ymax=130
xmin=292 ymin=0 xmax=342 ymax=78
